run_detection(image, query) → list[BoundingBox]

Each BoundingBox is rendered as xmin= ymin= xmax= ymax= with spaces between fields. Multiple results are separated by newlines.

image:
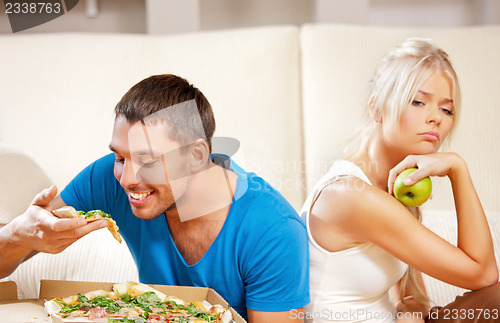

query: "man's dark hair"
xmin=115 ymin=74 xmax=216 ymax=152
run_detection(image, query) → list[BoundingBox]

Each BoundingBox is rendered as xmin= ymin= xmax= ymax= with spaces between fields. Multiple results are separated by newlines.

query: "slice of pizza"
xmin=113 ymin=281 xmax=167 ymax=301
xmin=52 ymin=206 xmax=122 ymax=243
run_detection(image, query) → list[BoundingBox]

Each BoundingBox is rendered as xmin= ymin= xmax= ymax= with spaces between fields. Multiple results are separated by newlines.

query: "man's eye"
xmin=140 ymin=159 xmax=159 ymax=167
xmin=115 ymin=158 xmax=124 ymax=163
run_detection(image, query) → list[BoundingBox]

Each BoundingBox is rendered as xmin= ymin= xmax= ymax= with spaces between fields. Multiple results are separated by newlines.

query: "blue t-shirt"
xmin=61 ymin=153 xmax=310 ymax=319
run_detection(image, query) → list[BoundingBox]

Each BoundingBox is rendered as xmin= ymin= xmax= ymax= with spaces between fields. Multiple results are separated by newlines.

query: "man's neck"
xmin=164 ymin=164 xmax=238 ymax=265
xmin=166 ymin=163 xmax=237 ymax=222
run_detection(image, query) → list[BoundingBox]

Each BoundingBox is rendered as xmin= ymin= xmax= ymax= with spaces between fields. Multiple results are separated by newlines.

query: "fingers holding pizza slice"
xmin=52 ymin=206 xmax=122 ymax=243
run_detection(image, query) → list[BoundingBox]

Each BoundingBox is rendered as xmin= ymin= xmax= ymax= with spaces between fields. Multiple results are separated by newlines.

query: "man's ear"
xmin=368 ymin=95 xmax=383 ymax=123
xmin=189 ymin=138 xmax=211 ymax=172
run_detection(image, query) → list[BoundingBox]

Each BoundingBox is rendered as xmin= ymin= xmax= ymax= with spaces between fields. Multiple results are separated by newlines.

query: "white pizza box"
xmin=0 ymin=280 xmax=51 ymax=322
xmin=0 ymin=280 xmax=246 ymax=323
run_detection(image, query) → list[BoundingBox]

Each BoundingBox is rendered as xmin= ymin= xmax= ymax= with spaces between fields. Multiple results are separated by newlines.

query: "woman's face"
xmin=384 ymin=70 xmax=455 ymax=156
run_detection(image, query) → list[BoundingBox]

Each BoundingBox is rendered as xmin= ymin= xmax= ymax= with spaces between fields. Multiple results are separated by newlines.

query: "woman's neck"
xmin=349 ymin=130 xmax=405 ymax=192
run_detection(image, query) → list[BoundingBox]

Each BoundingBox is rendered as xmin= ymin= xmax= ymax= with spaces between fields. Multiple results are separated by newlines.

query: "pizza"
xmin=44 ymin=282 xmax=233 ymax=323
xmin=52 ymin=206 xmax=122 ymax=243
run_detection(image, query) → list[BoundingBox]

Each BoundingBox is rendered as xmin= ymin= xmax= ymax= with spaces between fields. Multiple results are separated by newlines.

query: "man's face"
xmin=109 ymin=115 xmax=190 ymax=220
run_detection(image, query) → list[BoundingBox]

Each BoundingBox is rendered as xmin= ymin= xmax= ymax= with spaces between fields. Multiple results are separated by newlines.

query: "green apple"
xmin=393 ymin=168 xmax=432 ymax=207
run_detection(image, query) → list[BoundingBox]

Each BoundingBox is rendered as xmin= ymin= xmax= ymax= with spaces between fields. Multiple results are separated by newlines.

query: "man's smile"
xmin=128 ymin=191 xmax=155 ymax=205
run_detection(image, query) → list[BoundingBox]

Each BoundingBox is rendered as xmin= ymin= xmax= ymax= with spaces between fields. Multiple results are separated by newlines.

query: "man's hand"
xmin=15 ymin=185 xmax=108 ymax=253
xmin=0 ymin=186 xmax=107 ymax=278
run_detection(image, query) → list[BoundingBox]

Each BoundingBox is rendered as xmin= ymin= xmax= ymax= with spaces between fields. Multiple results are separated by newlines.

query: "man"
xmin=0 ymin=74 xmax=309 ymax=322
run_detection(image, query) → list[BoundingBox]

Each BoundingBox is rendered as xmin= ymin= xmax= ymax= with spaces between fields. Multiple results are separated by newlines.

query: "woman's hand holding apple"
xmin=388 ymin=152 xmax=464 ymax=197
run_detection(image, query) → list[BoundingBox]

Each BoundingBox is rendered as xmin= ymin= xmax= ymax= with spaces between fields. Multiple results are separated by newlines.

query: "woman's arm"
xmin=445 ymin=156 xmax=498 ymax=285
xmin=310 ymin=155 xmax=498 ymax=290
xmin=388 ymin=153 xmax=498 ymax=287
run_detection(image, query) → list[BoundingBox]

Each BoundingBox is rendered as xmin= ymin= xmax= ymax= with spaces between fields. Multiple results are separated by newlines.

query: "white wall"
xmin=200 ymin=0 xmax=314 ymax=31
xmin=0 ymin=0 xmax=146 ymax=34
xmin=0 ymin=0 xmax=499 ymax=35
xmin=368 ymin=0 xmax=494 ymax=27
xmin=146 ymin=0 xmax=500 ymax=34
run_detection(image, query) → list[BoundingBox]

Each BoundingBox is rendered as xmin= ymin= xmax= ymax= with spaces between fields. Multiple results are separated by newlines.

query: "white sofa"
xmin=1 ymin=24 xmax=499 ymax=308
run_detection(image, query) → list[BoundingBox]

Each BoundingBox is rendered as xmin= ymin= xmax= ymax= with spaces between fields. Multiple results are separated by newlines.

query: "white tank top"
xmin=301 ymin=160 xmax=408 ymax=323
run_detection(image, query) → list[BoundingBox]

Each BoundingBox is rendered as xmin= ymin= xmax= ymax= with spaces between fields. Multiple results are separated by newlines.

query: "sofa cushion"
xmin=0 ymin=26 xmax=304 ymax=210
xmin=0 ymin=144 xmax=52 ymax=224
xmin=300 ymin=24 xmax=500 ymax=213
xmin=422 ymin=210 xmax=500 ymax=306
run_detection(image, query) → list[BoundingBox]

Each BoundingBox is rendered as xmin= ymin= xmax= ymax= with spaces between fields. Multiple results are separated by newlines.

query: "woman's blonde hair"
xmin=400 ymin=207 xmax=429 ymax=306
xmin=355 ymin=38 xmax=461 ymax=307
xmin=360 ymin=38 xmax=461 ymax=151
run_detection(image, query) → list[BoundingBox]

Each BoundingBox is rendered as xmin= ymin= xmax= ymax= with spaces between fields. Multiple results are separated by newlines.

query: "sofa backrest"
xmin=1 ymin=24 xmax=499 ymax=214
xmin=300 ymin=24 xmax=500 ymax=214
xmin=1 ymin=23 xmax=500 ymax=305
xmin=0 ymin=26 xmax=305 ymax=210
xmin=0 ymin=144 xmax=52 ymax=224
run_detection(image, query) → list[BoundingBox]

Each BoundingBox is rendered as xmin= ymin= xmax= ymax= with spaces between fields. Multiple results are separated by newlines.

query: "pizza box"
xmin=0 ymin=280 xmax=246 ymax=323
xmin=0 ymin=280 xmax=50 ymax=322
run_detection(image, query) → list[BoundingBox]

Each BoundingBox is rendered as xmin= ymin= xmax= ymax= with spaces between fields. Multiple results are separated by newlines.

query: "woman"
xmin=301 ymin=38 xmax=499 ymax=323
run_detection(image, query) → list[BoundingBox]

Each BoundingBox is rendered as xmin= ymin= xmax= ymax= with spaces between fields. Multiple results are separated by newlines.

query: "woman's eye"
xmin=441 ymin=108 xmax=454 ymax=116
xmin=115 ymin=157 xmax=124 ymax=163
xmin=412 ymin=100 xmax=424 ymax=107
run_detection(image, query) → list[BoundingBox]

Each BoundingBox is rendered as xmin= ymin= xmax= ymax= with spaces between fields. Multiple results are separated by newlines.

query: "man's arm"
xmin=0 ymin=186 xmax=107 ymax=279
xmin=247 ymin=308 xmax=304 ymax=323
xmin=0 ymin=221 xmax=36 ymax=278
xmin=241 ymin=210 xmax=310 ymax=321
